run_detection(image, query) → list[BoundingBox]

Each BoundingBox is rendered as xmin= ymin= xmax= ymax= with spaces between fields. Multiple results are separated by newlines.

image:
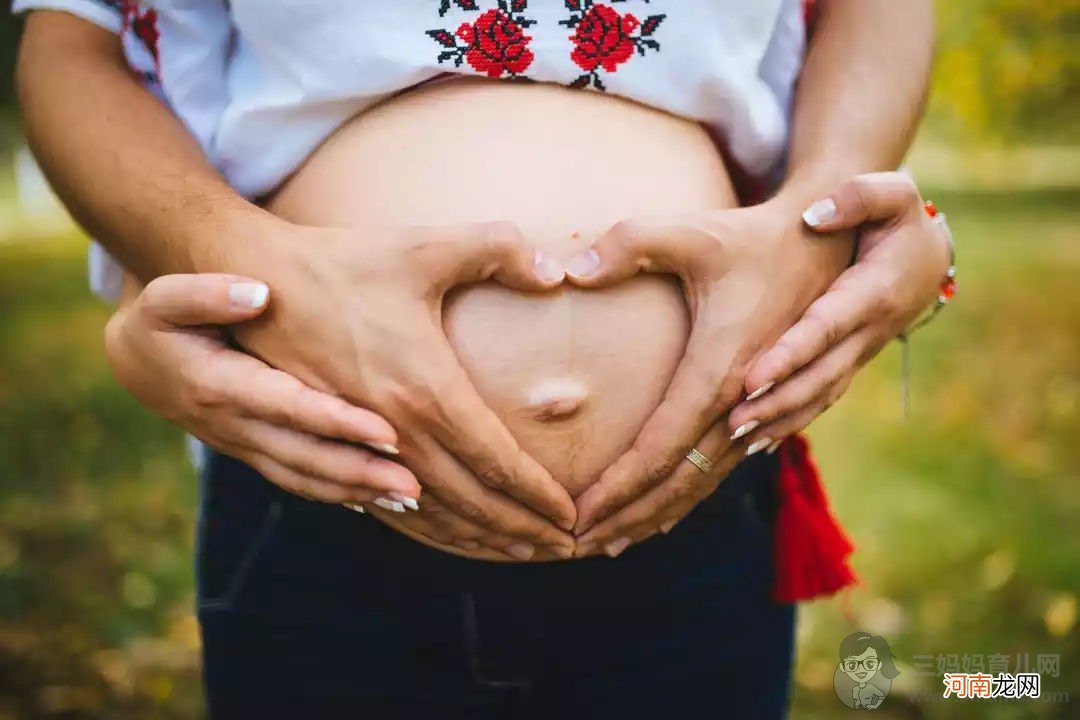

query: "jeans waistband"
xmin=199 ymin=450 xmax=780 ymax=604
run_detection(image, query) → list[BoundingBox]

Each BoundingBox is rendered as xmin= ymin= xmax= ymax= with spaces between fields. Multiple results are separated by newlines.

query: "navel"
xmin=525 ymin=377 xmax=589 ymax=422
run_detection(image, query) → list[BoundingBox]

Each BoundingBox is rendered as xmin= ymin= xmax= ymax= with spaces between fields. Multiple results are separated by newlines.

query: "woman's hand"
xmin=727 ymin=172 xmax=952 ymax=449
xmin=225 ymin=220 xmax=577 ymax=557
xmin=571 ymin=172 xmax=950 ymax=556
xmin=104 ymin=273 xmax=421 ymax=505
xmin=565 ymin=197 xmax=853 ymax=546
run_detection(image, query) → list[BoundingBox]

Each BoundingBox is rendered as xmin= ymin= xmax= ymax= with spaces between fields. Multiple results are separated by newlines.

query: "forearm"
xmin=16 ymin=11 xmax=275 ymax=282
xmin=779 ymin=0 xmax=935 ymax=205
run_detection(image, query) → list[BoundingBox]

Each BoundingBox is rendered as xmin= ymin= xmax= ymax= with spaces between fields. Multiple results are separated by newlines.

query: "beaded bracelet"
xmin=898 ymin=200 xmax=957 ymax=415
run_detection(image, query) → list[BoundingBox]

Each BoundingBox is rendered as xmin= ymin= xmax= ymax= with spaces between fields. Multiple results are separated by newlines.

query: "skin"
xmin=564 ymin=0 xmax=937 ymax=550
xmin=259 ymin=79 xmax=737 ymax=560
xmin=18 ymin=0 xmax=936 ymax=554
xmin=17 ymin=11 xmax=579 ymax=553
xmin=108 ymin=118 xmax=948 ymax=563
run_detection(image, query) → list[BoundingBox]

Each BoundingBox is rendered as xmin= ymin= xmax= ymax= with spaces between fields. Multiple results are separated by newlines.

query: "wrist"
xmin=758 ymin=195 xmax=854 ymax=289
xmin=773 ymin=162 xmax=865 ymax=212
xmin=187 ymin=200 xmax=289 ymax=274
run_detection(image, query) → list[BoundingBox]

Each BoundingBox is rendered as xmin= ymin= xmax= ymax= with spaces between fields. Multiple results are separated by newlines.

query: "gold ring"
xmin=685 ymin=447 xmax=713 ymax=474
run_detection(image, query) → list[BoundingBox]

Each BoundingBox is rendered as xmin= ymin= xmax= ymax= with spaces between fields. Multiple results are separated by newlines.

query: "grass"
xmin=0 ymin=186 xmax=1077 ymax=719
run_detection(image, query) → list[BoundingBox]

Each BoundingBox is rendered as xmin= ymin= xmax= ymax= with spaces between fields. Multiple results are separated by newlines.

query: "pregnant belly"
xmin=267 ymin=77 xmax=737 ymax=505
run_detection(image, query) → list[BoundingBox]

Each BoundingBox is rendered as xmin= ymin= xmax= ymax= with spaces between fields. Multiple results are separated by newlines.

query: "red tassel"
xmin=772 ymin=434 xmax=857 ymax=603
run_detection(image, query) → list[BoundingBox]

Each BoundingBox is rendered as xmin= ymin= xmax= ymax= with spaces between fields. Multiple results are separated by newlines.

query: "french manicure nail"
xmin=660 ymin=520 xmax=677 ymax=535
xmin=802 ymin=198 xmax=837 ymax=227
xmin=228 ymin=282 xmax=269 ymax=309
xmin=746 ymin=381 xmax=775 ymax=401
xmin=389 ymin=492 xmax=419 ymax=511
xmin=368 ymin=442 xmax=400 ymax=456
xmin=507 ymin=542 xmax=535 ymax=561
xmin=766 ymin=440 xmax=782 ymax=455
xmin=343 ymin=503 xmax=366 ymax=514
xmin=747 ymin=437 xmax=773 ymax=456
xmin=534 ymin=249 xmax=566 ymax=283
xmin=604 ymin=536 xmax=632 ymax=558
xmin=374 ymin=496 xmax=406 ymax=513
xmin=567 ymin=249 xmax=600 ymax=279
xmin=730 ymin=419 xmax=760 ymax=440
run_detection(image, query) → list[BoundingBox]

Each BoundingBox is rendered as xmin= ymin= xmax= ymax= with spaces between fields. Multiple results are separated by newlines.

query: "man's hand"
xmin=222 ymin=219 xmax=577 ymax=559
xmin=564 ymin=199 xmax=852 ymax=548
xmin=105 ymin=273 xmax=421 ymax=506
xmin=727 ymin=172 xmax=952 ymax=448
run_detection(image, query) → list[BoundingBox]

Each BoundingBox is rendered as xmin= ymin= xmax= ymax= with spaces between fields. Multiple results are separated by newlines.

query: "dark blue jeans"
xmin=196 ymin=451 xmax=795 ymax=719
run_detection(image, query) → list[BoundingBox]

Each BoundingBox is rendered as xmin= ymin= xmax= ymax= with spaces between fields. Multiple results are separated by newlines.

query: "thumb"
xmin=565 ymin=218 xmax=715 ymax=288
xmin=801 ymin=171 xmax=923 ymax=232
xmin=419 ymin=221 xmax=565 ymax=293
xmin=138 ymin=274 xmax=270 ymax=328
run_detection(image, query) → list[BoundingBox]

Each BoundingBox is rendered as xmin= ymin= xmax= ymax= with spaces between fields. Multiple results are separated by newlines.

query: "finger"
xmin=416 ymin=495 xmax=532 ymax=560
xmin=217 ymin=352 xmax=400 ymax=451
xmin=564 ymin=218 xmax=714 ymax=288
xmin=364 ymin=504 xmax=456 ymax=546
xmin=240 ymin=419 xmax=421 ymax=499
xmin=577 ymin=430 xmax=745 ymax=557
xmin=573 ymin=306 xmax=747 ymax=533
xmin=744 ymin=329 xmax=880 ymax=444
xmin=417 ymin=342 xmax=577 ymax=530
xmin=802 ymin=172 xmax=922 ymax=233
xmin=617 ymin=443 xmax=747 ymax=549
xmin=138 ymin=273 xmax=271 ymax=327
xmin=409 ymin=434 xmax=575 ymax=558
xmin=739 ymin=270 xmax=878 ymax=411
xmin=245 ymin=453 xmax=383 ymax=505
xmin=411 ymin=221 xmax=565 ymax=293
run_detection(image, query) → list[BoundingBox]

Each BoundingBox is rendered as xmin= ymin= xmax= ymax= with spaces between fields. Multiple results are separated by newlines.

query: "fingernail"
xmin=389 ymin=492 xmax=419 ymax=511
xmin=507 ymin=542 xmax=535 ymax=561
xmin=228 ymin=282 xmax=269 ymax=309
xmin=374 ymin=496 xmax=406 ymax=513
xmin=766 ymin=440 xmax=783 ymax=455
xmin=746 ymin=381 xmax=775 ymax=401
xmin=747 ymin=437 xmax=773 ymax=456
xmin=802 ymin=198 xmax=837 ymax=227
xmin=551 ymin=545 xmax=574 ymax=560
xmin=456 ymin=539 xmax=480 ymax=551
xmin=368 ymin=442 xmax=400 ymax=456
xmin=566 ymin=249 xmax=600 ymax=279
xmin=660 ymin=520 xmax=677 ymax=535
xmin=575 ymin=542 xmax=596 ymax=557
xmin=731 ymin=419 xmax=760 ymax=440
xmin=343 ymin=503 xmax=366 ymax=514
xmin=534 ymin=249 xmax=565 ymax=284
xmin=604 ymin=537 xmax=632 ymax=558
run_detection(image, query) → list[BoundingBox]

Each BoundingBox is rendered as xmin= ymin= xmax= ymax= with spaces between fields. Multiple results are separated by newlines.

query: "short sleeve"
xmin=12 ymin=0 xmax=124 ymax=34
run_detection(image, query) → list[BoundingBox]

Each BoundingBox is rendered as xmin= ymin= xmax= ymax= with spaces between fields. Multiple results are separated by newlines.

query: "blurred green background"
xmin=1 ymin=2 xmax=1077 ymax=718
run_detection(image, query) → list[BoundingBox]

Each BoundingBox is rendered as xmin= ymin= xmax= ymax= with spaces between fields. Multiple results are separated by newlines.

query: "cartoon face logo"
xmin=833 ymin=632 xmax=901 ymax=710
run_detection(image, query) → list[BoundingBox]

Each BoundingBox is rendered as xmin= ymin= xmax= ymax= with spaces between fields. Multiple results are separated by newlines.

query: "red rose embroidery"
xmin=130 ymin=8 xmax=160 ymax=63
xmin=120 ymin=1 xmax=161 ymax=84
xmin=428 ymin=2 xmax=536 ymax=79
xmin=562 ymin=1 xmax=665 ymax=90
xmin=458 ymin=9 xmax=534 ymax=78
xmin=570 ymin=5 xmax=637 ymax=73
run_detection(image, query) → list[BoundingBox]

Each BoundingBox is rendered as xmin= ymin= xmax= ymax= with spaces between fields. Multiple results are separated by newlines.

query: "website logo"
xmin=834 ymin=631 xmax=901 ymax=710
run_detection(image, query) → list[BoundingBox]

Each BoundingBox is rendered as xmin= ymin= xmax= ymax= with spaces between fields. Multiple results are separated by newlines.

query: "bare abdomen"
xmin=267 ymin=78 xmax=738 ymax=497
